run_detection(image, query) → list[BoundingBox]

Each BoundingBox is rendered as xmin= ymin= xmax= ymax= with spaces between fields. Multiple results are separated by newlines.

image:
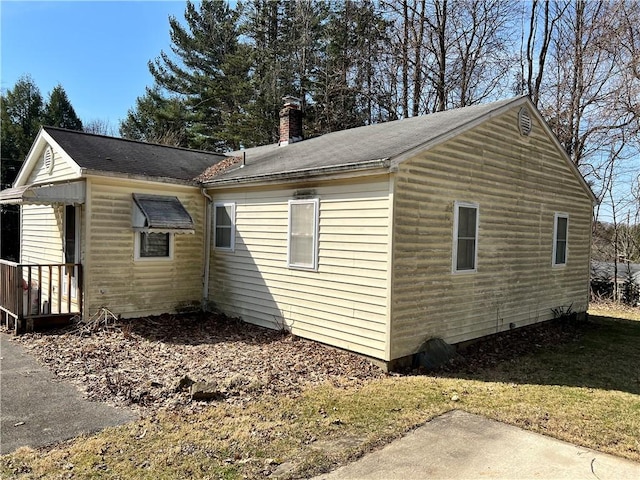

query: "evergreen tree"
xmin=148 ymin=0 xmax=253 ymax=151
xmin=241 ymin=0 xmax=327 ymax=143
xmin=1 ymin=74 xmax=45 ymax=261
xmin=1 ymin=74 xmax=44 ymax=164
xmin=120 ymin=87 xmax=190 ymax=146
xmin=240 ymin=0 xmax=288 ymax=145
xmin=44 ymin=84 xmax=83 ymax=130
xmin=241 ymin=0 xmax=391 ymax=140
xmin=313 ymin=0 xmax=391 ymax=132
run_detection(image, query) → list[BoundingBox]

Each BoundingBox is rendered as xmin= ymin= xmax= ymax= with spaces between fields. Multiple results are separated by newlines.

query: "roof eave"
xmin=81 ymin=169 xmax=199 ymax=187
xmin=202 ymin=158 xmax=391 ymax=187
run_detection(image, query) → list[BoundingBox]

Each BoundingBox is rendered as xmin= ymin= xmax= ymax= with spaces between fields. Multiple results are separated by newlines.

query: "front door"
xmin=63 ymin=205 xmax=80 ymax=299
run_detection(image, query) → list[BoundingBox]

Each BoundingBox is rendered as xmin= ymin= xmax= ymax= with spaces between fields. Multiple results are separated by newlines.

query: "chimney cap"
xmin=282 ymin=95 xmax=301 ymax=107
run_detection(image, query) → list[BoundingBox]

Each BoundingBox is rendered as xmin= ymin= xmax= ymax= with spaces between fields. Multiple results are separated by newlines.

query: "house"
xmin=0 ymin=96 xmax=596 ymax=368
xmin=591 ymin=260 xmax=640 ymax=304
xmin=0 ymin=129 xmax=227 ymax=324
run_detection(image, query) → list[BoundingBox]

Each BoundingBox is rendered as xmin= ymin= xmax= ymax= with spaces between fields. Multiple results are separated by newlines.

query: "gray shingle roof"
xmin=212 ymin=96 xmax=524 ymax=184
xmin=44 ymin=127 xmax=227 ymax=182
xmin=43 ymin=97 xmax=526 ymax=185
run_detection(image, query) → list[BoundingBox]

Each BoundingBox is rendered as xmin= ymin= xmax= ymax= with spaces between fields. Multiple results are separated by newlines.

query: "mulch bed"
xmin=5 ymin=311 xmax=588 ymax=415
xmin=8 ymin=313 xmax=385 ymax=415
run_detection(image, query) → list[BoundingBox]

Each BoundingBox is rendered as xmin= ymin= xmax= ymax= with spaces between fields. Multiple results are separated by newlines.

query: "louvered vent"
xmin=518 ymin=107 xmax=532 ymax=136
xmin=43 ymin=145 xmax=54 ymax=173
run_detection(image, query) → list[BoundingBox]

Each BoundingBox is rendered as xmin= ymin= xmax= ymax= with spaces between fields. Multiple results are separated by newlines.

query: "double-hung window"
xmin=288 ymin=198 xmax=319 ymax=270
xmin=553 ymin=213 xmax=568 ymax=266
xmin=214 ymin=202 xmax=236 ymax=251
xmin=453 ymin=201 xmax=479 ymax=273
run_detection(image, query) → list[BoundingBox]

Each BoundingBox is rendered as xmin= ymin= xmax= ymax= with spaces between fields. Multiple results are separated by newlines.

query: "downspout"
xmin=200 ymin=187 xmax=213 ymax=310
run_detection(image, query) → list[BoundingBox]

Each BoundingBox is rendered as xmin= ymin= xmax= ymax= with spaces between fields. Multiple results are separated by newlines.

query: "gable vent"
xmin=43 ymin=145 xmax=54 ymax=174
xmin=518 ymin=107 xmax=532 ymax=136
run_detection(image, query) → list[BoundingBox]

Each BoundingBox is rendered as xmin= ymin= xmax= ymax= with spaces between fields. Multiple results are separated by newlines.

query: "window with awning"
xmin=131 ymin=193 xmax=194 ymax=234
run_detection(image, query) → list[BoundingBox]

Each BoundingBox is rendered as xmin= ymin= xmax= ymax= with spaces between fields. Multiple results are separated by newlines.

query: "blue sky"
xmin=1 ymin=0 xmax=188 ymax=130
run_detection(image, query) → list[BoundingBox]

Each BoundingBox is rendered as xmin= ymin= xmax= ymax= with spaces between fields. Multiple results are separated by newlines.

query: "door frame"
xmin=63 ymin=204 xmax=81 ymax=299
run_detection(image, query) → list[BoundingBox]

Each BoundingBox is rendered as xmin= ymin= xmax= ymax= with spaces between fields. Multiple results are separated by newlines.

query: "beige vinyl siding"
xmin=208 ymin=177 xmax=391 ymax=360
xmin=20 ymin=205 xmax=84 ymax=312
xmin=390 ymin=106 xmax=593 ymax=360
xmin=21 ymin=141 xmax=81 ymax=263
xmin=26 ymin=144 xmax=79 ymax=185
xmin=20 ymin=204 xmax=71 ymax=311
xmin=20 ymin=150 xmax=82 ymax=311
xmin=21 ymin=204 xmax=65 ymax=265
xmin=84 ymin=178 xmax=204 ymax=318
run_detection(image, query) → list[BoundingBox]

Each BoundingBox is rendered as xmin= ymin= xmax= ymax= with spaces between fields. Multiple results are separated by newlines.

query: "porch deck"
xmin=0 ymin=260 xmax=83 ymax=333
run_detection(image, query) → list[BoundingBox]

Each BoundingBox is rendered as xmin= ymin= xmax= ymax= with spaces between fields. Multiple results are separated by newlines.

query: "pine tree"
xmin=240 ymin=0 xmax=289 ymax=145
xmin=44 ymin=84 xmax=83 ymax=130
xmin=1 ymin=74 xmax=44 ymax=261
xmin=148 ymin=0 xmax=253 ymax=151
xmin=120 ymin=87 xmax=190 ymax=146
xmin=1 ymin=74 xmax=44 ymax=164
xmin=314 ymin=0 xmax=390 ymax=132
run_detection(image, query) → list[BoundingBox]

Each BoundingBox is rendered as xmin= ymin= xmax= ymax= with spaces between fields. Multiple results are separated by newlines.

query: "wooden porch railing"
xmin=0 ymin=259 xmax=83 ymax=333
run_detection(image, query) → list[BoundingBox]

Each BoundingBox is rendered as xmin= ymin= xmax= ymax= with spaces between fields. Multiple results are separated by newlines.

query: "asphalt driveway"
xmin=0 ymin=332 xmax=136 ymax=454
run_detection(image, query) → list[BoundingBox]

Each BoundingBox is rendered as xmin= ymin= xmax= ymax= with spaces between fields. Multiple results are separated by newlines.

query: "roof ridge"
xmin=232 ymin=96 xmax=526 ymax=156
xmin=43 ymin=126 xmax=227 ymax=157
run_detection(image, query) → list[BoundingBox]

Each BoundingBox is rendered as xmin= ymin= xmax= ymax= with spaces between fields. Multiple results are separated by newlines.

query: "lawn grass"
xmin=2 ymin=307 xmax=639 ymax=479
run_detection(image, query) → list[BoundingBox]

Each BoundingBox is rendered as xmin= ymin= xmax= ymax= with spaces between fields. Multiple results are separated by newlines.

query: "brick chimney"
xmin=279 ymin=96 xmax=303 ymax=146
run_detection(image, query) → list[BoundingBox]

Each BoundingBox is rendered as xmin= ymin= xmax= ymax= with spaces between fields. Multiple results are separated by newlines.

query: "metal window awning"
xmin=0 ymin=181 xmax=86 ymax=205
xmin=132 ymin=193 xmax=195 ymax=234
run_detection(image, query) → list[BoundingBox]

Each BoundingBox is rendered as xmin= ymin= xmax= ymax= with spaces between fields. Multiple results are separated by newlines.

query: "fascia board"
xmin=13 ymin=128 xmax=83 ymax=186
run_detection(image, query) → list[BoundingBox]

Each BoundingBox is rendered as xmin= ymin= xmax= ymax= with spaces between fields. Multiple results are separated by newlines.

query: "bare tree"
xmin=83 ymin=118 xmax=117 ymax=136
xmin=533 ymin=0 xmax=638 ymax=220
xmin=522 ymin=0 xmax=567 ymax=106
xmin=383 ymin=0 xmax=513 ymax=117
xmin=448 ymin=0 xmax=514 ymax=108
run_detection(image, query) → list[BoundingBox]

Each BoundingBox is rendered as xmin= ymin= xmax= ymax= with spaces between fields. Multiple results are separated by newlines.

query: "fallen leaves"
xmin=11 ymin=313 xmax=385 ymax=415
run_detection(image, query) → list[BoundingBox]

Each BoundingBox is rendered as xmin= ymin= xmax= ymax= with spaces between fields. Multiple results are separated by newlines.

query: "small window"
xmin=453 ymin=202 xmax=479 ymax=273
xmin=214 ymin=202 xmax=235 ymax=250
xmin=135 ymin=232 xmax=172 ymax=260
xmin=288 ymin=198 xmax=319 ymax=270
xmin=553 ymin=213 xmax=568 ymax=266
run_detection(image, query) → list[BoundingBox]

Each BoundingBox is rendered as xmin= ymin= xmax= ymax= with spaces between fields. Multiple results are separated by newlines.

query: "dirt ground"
xmin=7 ymin=313 xmax=386 ymax=415
xmin=4 ymin=310 xmax=591 ymax=417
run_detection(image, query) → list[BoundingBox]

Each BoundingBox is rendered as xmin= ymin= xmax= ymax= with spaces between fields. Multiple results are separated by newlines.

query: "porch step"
xmin=24 ymin=314 xmax=76 ymax=332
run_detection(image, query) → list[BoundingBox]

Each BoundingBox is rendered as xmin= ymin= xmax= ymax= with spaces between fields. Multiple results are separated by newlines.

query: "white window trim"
xmin=213 ymin=202 xmax=236 ymax=252
xmin=452 ymin=201 xmax=479 ymax=274
xmin=287 ymin=198 xmax=319 ymax=271
xmin=552 ymin=212 xmax=569 ymax=267
xmin=134 ymin=232 xmax=174 ymax=261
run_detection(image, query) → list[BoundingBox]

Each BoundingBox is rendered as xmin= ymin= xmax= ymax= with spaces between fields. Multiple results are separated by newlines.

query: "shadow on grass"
xmin=433 ymin=316 xmax=640 ymax=396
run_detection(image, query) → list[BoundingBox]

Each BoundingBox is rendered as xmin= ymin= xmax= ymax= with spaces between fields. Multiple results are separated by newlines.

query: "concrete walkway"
xmin=315 ymin=410 xmax=640 ymax=480
xmin=1 ymin=332 xmax=136 ymax=454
